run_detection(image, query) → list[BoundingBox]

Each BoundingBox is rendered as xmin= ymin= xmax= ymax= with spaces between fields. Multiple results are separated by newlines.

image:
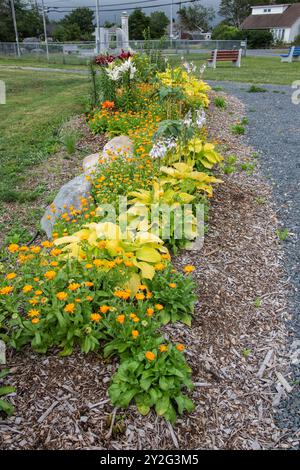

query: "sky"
xmin=42 ymin=0 xmax=221 ymax=25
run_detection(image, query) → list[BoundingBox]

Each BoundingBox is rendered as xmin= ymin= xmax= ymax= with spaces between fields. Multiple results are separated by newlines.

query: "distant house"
xmin=241 ymin=3 xmax=300 ymax=43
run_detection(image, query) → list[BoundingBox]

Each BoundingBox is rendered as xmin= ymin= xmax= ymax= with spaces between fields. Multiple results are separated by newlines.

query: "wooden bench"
xmin=281 ymin=46 xmax=300 ymax=63
xmin=207 ymin=49 xmax=242 ymax=69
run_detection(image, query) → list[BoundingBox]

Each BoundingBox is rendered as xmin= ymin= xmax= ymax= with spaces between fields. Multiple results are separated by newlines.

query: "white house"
xmin=241 ymin=3 xmax=300 ymax=43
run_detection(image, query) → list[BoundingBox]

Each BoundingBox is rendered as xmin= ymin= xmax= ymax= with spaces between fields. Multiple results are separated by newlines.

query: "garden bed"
xmin=0 ymin=92 xmax=294 ymax=450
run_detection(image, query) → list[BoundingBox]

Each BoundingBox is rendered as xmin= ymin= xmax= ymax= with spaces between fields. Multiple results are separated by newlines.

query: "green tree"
xmin=60 ymin=7 xmax=94 ymax=40
xmin=0 ymin=0 xmax=44 ymax=41
xmin=178 ymin=3 xmax=215 ymax=32
xmin=149 ymin=11 xmax=169 ymax=39
xmin=211 ymin=22 xmax=242 ymax=40
xmin=219 ymin=0 xmax=254 ymax=27
xmin=129 ymin=8 xmax=150 ymax=40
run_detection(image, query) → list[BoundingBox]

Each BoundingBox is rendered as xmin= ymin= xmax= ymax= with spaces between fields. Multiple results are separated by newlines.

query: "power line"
xmin=44 ymin=0 xmax=169 ymax=7
xmin=46 ymin=0 xmax=193 ymax=13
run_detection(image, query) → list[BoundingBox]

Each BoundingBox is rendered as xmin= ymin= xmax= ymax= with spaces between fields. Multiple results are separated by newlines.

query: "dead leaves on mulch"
xmin=1 ymin=93 xmax=298 ymax=450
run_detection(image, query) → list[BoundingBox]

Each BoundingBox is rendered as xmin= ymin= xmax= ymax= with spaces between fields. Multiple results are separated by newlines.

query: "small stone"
xmin=0 ymin=340 xmax=6 ymax=365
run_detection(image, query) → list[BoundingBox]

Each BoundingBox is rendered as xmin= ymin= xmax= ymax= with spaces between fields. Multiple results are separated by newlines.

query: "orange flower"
xmin=31 ymin=246 xmax=41 ymax=254
xmin=114 ymin=290 xmax=131 ymax=300
xmin=169 ymin=283 xmax=177 ymax=288
xmin=183 ymin=265 xmax=195 ymax=274
xmin=64 ymin=303 xmax=75 ymax=313
xmin=176 ymin=343 xmax=185 ymax=352
xmin=98 ymin=241 xmax=107 ymax=249
xmin=116 ymin=314 xmax=125 ymax=324
xmin=6 ymin=273 xmax=17 ymax=280
xmin=50 ymin=248 xmax=62 ymax=257
xmin=132 ymin=330 xmax=139 ymax=338
xmin=138 ymin=284 xmax=147 ymax=291
xmin=8 ymin=243 xmax=19 ymax=253
xmin=155 ymin=303 xmax=164 ymax=311
xmin=0 ymin=286 xmax=14 ymax=295
xmin=41 ymin=241 xmax=53 ymax=248
xmin=154 ymin=263 xmax=165 ymax=271
xmin=135 ymin=292 xmax=145 ymax=301
xmin=29 ymin=298 xmax=39 ymax=306
xmin=84 ymin=281 xmax=94 ymax=287
xmin=35 ymin=290 xmax=42 ymax=296
xmin=106 ymin=261 xmax=116 ymax=269
xmin=146 ymin=308 xmax=154 ymax=317
xmin=90 ymin=313 xmax=101 ymax=322
xmin=146 ymin=291 xmax=153 ymax=299
xmin=85 ymin=263 xmax=93 ymax=269
xmin=102 ymin=100 xmax=115 ymax=110
xmin=28 ymin=309 xmax=40 ymax=317
xmin=145 ymin=351 xmax=155 ymax=361
xmin=44 ymin=271 xmax=56 ymax=280
xmin=93 ymin=259 xmax=104 ymax=267
xmin=132 ymin=316 xmax=139 ymax=323
xmin=100 ymin=305 xmax=110 ymax=314
xmin=50 ymin=261 xmax=59 ymax=267
xmin=86 ymin=295 xmax=93 ymax=301
xmin=56 ymin=292 xmax=68 ymax=301
xmin=23 ymin=284 xmax=33 ymax=293
xmin=68 ymin=283 xmax=80 ymax=291
xmin=31 ymin=317 xmax=40 ymax=324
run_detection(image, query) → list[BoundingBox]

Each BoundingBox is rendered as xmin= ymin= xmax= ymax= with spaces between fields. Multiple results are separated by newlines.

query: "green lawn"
xmin=0 ymin=68 xmax=90 ymax=243
xmin=169 ymin=54 xmax=300 ymax=85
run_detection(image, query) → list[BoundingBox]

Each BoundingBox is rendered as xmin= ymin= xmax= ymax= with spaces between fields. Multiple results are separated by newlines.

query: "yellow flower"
xmin=85 ymin=263 xmax=93 ymax=269
xmin=114 ymin=290 xmax=131 ymax=300
xmin=28 ymin=309 xmax=40 ymax=317
xmin=0 ymin=286 xmax=13 ymax=295
xmin=155 ymin=303 xmax=164 ymax=311
xmin=159 ymin=344 xmax=168 ymax=353
xmin=169 ymin=283 xmax=177 ymax=288
xmin=90 ymin=313 xmax=101 ymax=322
xmin=23 ymin=284 xmax=33 ymax=293
xmin=86 ymin=295 xmax=93 ymax=301
xmin=29 ymin=297 xmax=39 ymax=306
xmin=64 ymin=303 xmax=75 ymax=313
xmin=176 ymin=343 xmax=185 ymax=352
xmin=145 ymin=351 xmax=155 ymax=361
xmin=116 ymin=314 xmax=125 ymax=324
xmin=33 ymin=277 xmax=39 ymax=282
xmin=98 ymin=241 xmax=107 ymax=249
xmin=84 ymin=281 xmax=94 ymax=287
xmin=124 ymin=260 xmax=133 ymax=267
xmin=106 ymin=261 xmax=116 ymax=269
xmin=183 ymin=265 xmax=195 ymax=274
xmin=41 ymin=241 xmax=53 ymax=248
xmin=132 ymin=330 xmax=139 ymax=338
xmin=6 ymin=273 xmax=17 ymax=280
xmin=68 ymin=283 xmax=80 ymax=291
xmin=31 ymin=318 xmax=40 ymax=324
xmin=75 ymin=298 xmax=81 ymax=303
xmin=132 ymin=315 xmax=140 ymax=323
xmin=8 ymin=243 xmax=19 ymax=253
xmin=44 ymin=271 xmax=56 ymax=280
xmin=56 ymin=292 xmax=68 ymax=301
xmin=35 ymin=290 xmax=42 ymax=295
xmin=50 ymin=261 xmax=59 ymax=267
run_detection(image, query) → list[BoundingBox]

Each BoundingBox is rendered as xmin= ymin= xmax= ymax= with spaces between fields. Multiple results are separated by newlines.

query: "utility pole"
xmin=170 ymin=0 xmax=173 ymax=39
xmin=95 ymin=0 xmax=100 ymax=54
xmin=41 ymin=0 xmax=49 ymax=61
xmin=10 ymin=0 xmax=21 ymax=57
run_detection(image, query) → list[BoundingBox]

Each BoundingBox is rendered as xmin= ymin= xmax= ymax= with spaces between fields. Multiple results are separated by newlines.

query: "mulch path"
xmin=1 ymin=93 xmax=298 ymax=450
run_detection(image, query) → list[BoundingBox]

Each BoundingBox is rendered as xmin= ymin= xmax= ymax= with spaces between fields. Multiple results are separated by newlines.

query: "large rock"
xmin=0 ymin=340 xmax=6 ymax=365
xmin=102 ymin=135 xmax=133 ymax=160
xmin=82 ymin=152 xmax=101 ymax=176
xmin=41 ymin=174 xmax=92 ymax=238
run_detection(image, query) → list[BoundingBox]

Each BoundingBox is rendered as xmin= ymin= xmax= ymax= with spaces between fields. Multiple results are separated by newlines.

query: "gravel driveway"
xmin=208 ymin=80 xmax=300 ymax=432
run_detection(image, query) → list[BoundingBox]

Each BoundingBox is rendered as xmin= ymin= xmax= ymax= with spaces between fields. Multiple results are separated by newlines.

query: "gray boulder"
xmin=41 ymin=174 xmax=92 ymax=238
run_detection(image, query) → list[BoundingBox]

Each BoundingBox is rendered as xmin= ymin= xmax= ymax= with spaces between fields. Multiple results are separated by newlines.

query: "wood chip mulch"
xmin=1 ymin=93 xmax=298 ymax=450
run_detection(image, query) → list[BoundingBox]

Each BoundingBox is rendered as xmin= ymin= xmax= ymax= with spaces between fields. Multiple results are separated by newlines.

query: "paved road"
xmin=208 ymin=80 xmax=300 ymax=432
